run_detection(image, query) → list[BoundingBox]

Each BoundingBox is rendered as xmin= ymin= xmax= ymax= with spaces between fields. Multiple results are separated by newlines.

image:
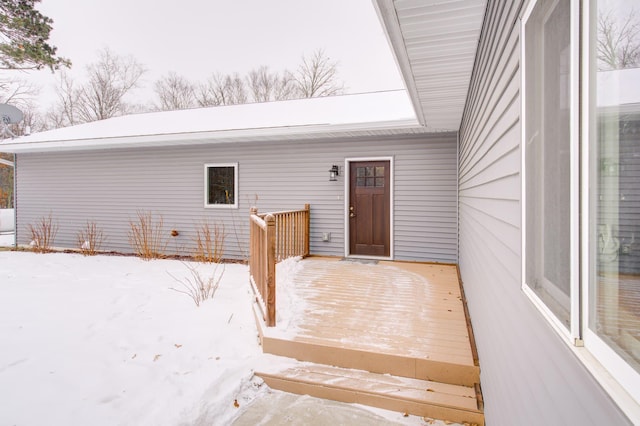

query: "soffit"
xmin=375 ymin=0 xmax=487 ymax=131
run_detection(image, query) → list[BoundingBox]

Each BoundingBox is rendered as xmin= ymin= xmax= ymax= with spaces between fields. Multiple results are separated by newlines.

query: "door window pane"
xmin=524 ymin=0 xmax=572 ymax=329
xmin=590 ymin=0 xmax=640 ymax=373
xmin=356 ymin=165 xmax=386 ymax=187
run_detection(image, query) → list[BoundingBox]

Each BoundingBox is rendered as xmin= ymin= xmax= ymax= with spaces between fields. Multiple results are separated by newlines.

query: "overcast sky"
xmin=27 ymin=0 xmax=405 ymax=110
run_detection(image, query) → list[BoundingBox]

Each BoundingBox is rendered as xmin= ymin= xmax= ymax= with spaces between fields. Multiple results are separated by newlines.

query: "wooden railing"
xmin=249 ymin=204 xmax=310 ymax=326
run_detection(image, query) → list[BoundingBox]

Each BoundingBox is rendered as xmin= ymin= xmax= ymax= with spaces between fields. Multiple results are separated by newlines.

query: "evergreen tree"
xmin=0 ymin=0 xmax=70 ymax=70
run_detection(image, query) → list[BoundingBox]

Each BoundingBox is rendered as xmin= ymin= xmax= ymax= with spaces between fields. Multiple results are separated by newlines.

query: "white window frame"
xmin=521 ymin=0 xmax=640 ymax=419
xmin=520 ymin=0 xmax=581 ymax=344
xmin=203 ymin=163 xmax=238 ymax=209
xmin=579 ymin=0 xmax=640 ymax=414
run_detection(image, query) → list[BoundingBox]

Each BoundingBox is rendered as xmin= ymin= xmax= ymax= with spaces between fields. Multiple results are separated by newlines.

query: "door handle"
xmin=349 ymin=206 xmax=356 ymax=218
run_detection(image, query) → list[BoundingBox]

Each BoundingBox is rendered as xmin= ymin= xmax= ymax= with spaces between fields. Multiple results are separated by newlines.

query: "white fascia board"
xmin=0 ymin=119 xmax=424 ymax=153
xmin=372 ymin=0 xmax=427 ymax=126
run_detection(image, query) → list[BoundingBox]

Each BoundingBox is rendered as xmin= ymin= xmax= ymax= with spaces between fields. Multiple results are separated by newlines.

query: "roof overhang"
xmin=1 ymin=1 xmax=489 ymax=153
xmin=373 ymin=0 xmax=487 ymax=131
xmin=0 ymin=91 xmax=432 ymax=153
xmin=1 ymin=119 xmax=430 ymax=154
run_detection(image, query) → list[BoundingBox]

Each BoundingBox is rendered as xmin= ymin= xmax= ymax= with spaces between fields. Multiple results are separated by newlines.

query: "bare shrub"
xmin=28 ymin=213 xmax=58 ymax=253
xmin=128 ymin=210 xmax=166 ymax=260
xmin=193 ymin=220 xmax=226 ymax=263
xmin=228 ymin=193 xmax=259 ymax=261
xmin=168 ymin=262 xmax=225 ymax=307
xmin=77 ymin=221 xmax=105 ymax=255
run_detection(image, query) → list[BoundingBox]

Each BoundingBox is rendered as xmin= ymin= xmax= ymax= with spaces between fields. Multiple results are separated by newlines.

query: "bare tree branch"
xmin=75 ymin=48 xmax=146 ymax=122
xmin=49 ymin=71 xmax=79 ymax=127
xmin=196 ymin=72 xmax=247 ymax=106
xmin=598 ymin=7 xmax=640 ymax=70
xmin=274 ymin=70 xmax=298 ymax=101
xmin=154 ymin=72 xmax=196 ymax=111
xmin=46 ymin=48 xmax=147 ymax=128
xmin=0 ymin=76 xmax=45 ymax=135
xmin=247 ymin=66 xmax=275 ymax=102
xmin=294 ymin=49 xmax=344 ymax=98
xmin=0 ymin=76 xmax=39 ymax=109
xmin=246 ymin=66 xmax=297 ymax=102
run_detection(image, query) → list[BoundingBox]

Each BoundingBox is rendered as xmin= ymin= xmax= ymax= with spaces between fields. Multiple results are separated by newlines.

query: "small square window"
xmin=204 ymin=163 xmax=238 ymax=208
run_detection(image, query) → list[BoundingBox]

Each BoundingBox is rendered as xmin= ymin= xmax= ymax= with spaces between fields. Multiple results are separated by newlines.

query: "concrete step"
xmin=255 ymin=360 xmax=484 ymax=426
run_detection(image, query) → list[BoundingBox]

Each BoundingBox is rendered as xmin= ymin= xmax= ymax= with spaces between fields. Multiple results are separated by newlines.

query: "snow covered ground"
xmin=0 ymin=251 xmax=264 ymax=425
xmin=0 ymin=251 xmax=437 ymax=425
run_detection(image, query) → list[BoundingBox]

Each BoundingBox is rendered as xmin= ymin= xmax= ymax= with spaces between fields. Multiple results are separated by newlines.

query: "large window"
xmin=586 ymin=0 xmax=640 ymax=398
xmin=523 ymin=0 xmax=640 ymax=410
xmin=204 ymin=163 xmax=238 ymax=208
xmin=523 ymin=0 xmax=576 ymax=333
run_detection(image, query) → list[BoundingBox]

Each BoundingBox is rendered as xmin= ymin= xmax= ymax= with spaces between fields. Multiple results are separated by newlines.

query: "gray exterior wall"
xmin=15 ymin=133 xmax=457 ymax=263
xmin=458 ymin=1 xmax=629 ymax=425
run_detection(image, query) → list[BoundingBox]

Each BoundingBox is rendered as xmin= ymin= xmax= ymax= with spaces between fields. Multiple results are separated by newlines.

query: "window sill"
xmin=522 ymin=284 xmax=574 ymax=344
xmin=523 ymin=284 xmax=640 ymax=422
xmin=204 ymin=204 xmax=238 ymax=209
xmin=569 ymin=343 xmax=640 ymax=423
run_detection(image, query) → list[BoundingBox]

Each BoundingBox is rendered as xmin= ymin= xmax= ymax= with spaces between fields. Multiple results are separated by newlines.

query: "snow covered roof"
xmin=1 ymin=90 xmax=429 ymax=153
xmin=0 ymin=0 xmax=492 ymax=154
xmin=597 ymin=68 xmax=640 ymax=108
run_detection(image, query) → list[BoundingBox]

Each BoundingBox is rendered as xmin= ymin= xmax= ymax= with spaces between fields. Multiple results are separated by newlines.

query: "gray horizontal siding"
xmin=458 ymin=1 xmax=630 ymax=424
xmin=15 ymin=133 xmax=458 ymax=263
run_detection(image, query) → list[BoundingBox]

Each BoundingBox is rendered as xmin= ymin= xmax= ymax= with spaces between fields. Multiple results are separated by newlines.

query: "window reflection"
xmin=590 ymin=0 xmax=640 ymax=373
xmin=207 ymin=166 xmax=235 ymax=205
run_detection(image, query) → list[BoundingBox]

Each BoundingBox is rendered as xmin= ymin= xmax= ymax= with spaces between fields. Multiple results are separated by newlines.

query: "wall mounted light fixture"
xmin=329 ymin=165 xmax=340 ymax=181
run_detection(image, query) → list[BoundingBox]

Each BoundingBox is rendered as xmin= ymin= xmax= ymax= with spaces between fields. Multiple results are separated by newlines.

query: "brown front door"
xmin=349 ymin=160 xmax=390 ymax=257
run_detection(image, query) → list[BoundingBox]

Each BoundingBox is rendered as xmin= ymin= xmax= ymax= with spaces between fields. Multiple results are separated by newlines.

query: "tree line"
xmin=155 ymin=48 xmax=343 ymax=111
xmin=0 ymin=1 xmax=344 ymax=135
xmin=2 ymin=0 xmax=640 ymax=136
xmin=1 ymin=46 xmax=345 ymax=134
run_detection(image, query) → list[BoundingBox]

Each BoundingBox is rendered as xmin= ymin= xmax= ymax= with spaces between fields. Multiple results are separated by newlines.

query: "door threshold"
xmin=343 ymin=255 xmax=392 ymax=263
xmin=341 ymin=258 xmax=379 ymax=265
